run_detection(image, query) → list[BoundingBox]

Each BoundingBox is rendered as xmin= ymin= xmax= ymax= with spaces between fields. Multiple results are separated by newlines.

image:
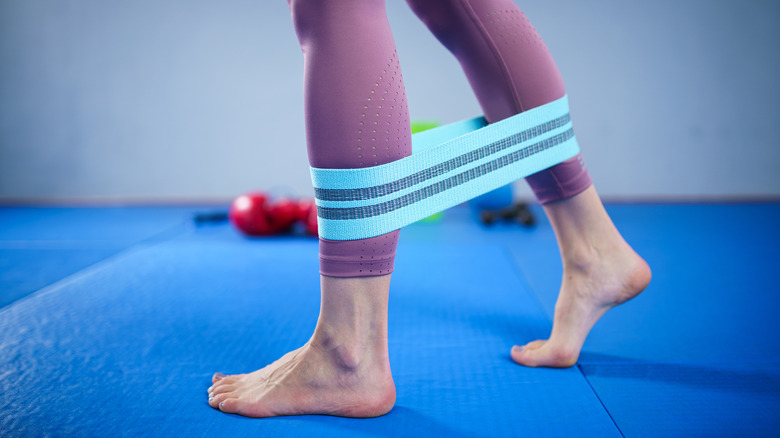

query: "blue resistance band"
xmin=310 ymin=94 xmax=580 ymax=240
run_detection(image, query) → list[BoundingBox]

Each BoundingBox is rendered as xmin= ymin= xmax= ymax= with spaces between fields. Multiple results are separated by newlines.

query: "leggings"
xmin=288 ymin=0 xmax=593 ymax=278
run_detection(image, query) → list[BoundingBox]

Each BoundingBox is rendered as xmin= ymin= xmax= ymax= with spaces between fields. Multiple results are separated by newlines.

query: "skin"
xmin=207 ymin=185 xmax=651 ymax=417
xmin=511 ymin=186 xmax=651 ymax=367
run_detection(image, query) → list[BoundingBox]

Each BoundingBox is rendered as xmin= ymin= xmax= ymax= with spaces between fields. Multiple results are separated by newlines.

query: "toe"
xmin=509 ymin=339 xmax=546 ymax=365
xmin=512 ymin=345 xmax=553 ymax=367
xmin=511 ymin=345 xmax=538 ymax=367
xmin=209 ymin=384 xmax=236 ymax=396
xmin=512 ymin=343 xmax=577 ymax=368
xmin=209 ymin=391 xmax=237 ymax=409
xmin=220 ymin=397 xmax=276 ymax=418
xmin=213 ymin=372 xmax=245 ymax=385
xmin=218 ymin=398 xmax=242 ymax=415
xmin=523 ymin=339 xmax=547 ymax=350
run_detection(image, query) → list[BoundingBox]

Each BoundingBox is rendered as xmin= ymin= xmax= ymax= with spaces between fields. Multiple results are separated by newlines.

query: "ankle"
xmin=558 ymin=240 xmax=590 ymax=267
xmin=310 ymin=321 xmax=388 ymax=370
xmin=313 ymin=274 xmax=390 ymax=355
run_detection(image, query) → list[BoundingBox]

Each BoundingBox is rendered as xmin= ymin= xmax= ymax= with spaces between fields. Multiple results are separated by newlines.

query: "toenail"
xmin=215 ymin=373 xmax=225 ymax=380
xmin=208 ymin=386 xmax=213 ymax=392
xmin=209 ymin=397 xmax=213 ymax=402
xmin=219 ymin=402 xmax=225 ymax=409
xmin=513 ymin=346 xmax=524 ymax=352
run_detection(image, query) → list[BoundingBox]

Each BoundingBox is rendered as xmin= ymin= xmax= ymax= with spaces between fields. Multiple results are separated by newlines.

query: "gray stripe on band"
xmin=315 ymin=114 xmax=571 ymax=202
xmin=318 ymin=128 xmax=574 ymax=221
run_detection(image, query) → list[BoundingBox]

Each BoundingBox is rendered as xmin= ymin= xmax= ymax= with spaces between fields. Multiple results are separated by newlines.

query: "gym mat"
xmin=0 ymin=248 xmax=119 ymax=308
xmin=0 ymin=228 xmax=617 ymax=437
xmin=507 ymin=204 xmax=780 ymax=363
xmin=506 ymin=203 xmax=780 ymax=436
xmin=0 ymin=207 xmax=201 ymax=308
xmin=2 ymin=203 xmax=779 ymax=437
xmin=579 ymin=361 xmax=780 ymax=436
xmin=0 ymin=207 xmax=198 ymax=243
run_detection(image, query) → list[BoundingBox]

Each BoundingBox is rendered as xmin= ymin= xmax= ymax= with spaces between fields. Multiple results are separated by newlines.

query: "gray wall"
xmin=1 ymin=0 xmax=778 ymax=202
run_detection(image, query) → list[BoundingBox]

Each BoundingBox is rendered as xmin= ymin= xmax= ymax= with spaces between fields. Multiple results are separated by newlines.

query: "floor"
xmin=1 ymin=203 xmax=779 ymax=437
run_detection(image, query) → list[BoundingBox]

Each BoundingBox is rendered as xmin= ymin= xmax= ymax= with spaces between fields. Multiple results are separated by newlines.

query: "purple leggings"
xmin=289 ymin=0 xmax=592 ymax=278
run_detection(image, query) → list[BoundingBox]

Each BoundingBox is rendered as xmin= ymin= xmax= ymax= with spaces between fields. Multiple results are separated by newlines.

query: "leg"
xmin=407 ymin=0 xmax=650 ymax=367
xmin=208 ymin=0 xmax=410 ymax=416
xmin=406 ymin=0 xmax=592 ymax=201
xmin=511 ymin=186 xmax=650 ymax=367
xmin=208 ymin=276 xmax=395 ymax=417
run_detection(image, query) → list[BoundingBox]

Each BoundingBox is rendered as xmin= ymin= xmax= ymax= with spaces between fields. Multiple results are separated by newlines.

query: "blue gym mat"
xmin=1 ymin=203 xmax=778 ymax=437
xmin=0 ymin=207 xmax=199 ymax=308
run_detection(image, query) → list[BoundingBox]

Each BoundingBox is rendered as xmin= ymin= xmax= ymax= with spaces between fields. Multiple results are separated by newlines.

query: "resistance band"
xmin=310 ymin=95 xmax=580 ymax=240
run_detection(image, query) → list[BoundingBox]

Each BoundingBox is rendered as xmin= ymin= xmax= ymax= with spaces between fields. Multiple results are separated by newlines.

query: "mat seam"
xmin=0 ymin=240 xmax=134 ymax=249
xmin=501 ymin=245 xmax=625 ymax=436
xmin=579 ymin=360 xmax=780 ymax=364
xmin=500 ymin=244 xmax=554 ymax=322
xmin=578 ymin=363 xmax=625 ymax=438
xmin=0 ymin=222 xmax=190 ymax=313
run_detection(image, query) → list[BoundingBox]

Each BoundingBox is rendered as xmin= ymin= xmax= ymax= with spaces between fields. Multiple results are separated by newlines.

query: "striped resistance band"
xmin=309 ymin=94 xmax=580 ymax=240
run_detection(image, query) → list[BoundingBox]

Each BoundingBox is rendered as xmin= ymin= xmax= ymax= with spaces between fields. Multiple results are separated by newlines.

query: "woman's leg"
xmin=406 ymin=0 xmax=592 ymax=201
xmin=407 ymin=0 xmax=651 ymax=367
xmin=208 ymin=0 xmax=408 ymax=417
xmin=518 ymin=186 xmax=651 ymax=367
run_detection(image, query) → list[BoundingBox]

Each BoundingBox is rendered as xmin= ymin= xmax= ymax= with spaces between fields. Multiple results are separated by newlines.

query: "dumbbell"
xmin=480 ymin=202 xmax=535 ymax=227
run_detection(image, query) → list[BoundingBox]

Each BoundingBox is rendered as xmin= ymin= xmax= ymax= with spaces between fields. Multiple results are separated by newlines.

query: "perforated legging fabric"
xmin=406 ymin=0 xmax=592 ymax=204
xmin=289 ymin=0 xmax=408 ymax=278
xmin=288 ymin=0 xmax=593 ymax=278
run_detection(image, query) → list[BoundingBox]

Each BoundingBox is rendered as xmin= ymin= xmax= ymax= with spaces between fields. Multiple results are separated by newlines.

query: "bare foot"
xmin=207 ymin=338 xmax=395 ymax=417
xmin=208 ymin=275 xmax=395 ymax=418
xmin=512 ymin=245 xmax=651 ymax=367
xmin=511 ymin=187 xmax=652 ymax=368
